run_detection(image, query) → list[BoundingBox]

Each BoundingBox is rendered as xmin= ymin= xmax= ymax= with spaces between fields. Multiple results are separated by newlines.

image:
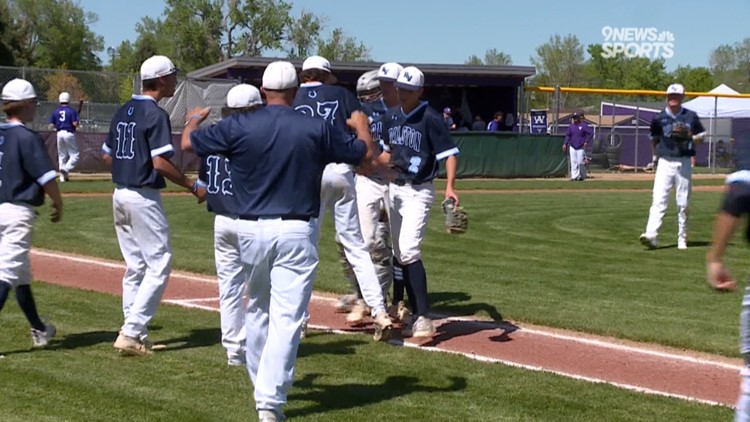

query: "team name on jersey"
xmin=388 ymin=125 xmax=422 ymax=153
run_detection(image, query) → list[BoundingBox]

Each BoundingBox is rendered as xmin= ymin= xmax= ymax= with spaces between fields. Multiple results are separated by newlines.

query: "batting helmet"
xmin=356 ymin=69 xmax=382 ymax=102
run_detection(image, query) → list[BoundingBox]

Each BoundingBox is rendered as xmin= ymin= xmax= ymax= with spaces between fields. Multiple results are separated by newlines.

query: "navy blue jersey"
xmin=382 ymin=102 xmax=459 ymax=185
xmin=48 ymin=105 xmax=79 ymax=132
xmin=198 ymin=154 xmax=237 ymax=217
xmin=189 ymin=105 xmax=367 ymax=219
xmin=651 ymin=107 xmax=705 ymax=158
xmin=361 ymin=99 xmax=388 ymax=144
xmin=0 ymin=123 xmax=57 ymax=206
xmin=102 ymin=96 xmax=174 ymax=189
xmin=293 ymin=83 xmax=361 ymax=135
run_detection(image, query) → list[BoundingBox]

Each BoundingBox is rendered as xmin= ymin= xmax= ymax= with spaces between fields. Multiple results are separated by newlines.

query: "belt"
xmin=238 ymin=214 xmax=312 ymax=222
xmin=393 ymin=180 xmax=409 ymax=186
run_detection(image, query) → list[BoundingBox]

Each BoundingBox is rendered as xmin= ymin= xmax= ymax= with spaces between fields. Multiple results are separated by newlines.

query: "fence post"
xmin=635 ymin=105 xmax=640 ymax=170
xmin=553 ymin=84 xmax=560 ymax=134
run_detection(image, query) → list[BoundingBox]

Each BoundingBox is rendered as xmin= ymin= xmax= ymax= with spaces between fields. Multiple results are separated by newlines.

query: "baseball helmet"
xmin=356 ymin=69 xmax=382 ymax=102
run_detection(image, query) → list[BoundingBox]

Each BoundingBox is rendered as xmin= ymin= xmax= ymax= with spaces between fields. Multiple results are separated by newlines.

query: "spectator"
xmin=443 ymin=107 xmax=456 ymax=130
xmin=472 ymin=115 xmax=486 ymax=131
xmin=487 ymin=111 xmax=504 ymax=131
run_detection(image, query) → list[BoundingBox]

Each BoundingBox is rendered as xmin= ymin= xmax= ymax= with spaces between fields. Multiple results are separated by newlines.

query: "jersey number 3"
xmin=115 ymin=122 xmax=136 ymax=160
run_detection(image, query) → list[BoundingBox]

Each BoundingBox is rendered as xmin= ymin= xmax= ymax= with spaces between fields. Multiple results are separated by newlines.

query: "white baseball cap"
xmin=226 ymin=84 xmax=262 ymax=108
xmin=395 ymin=66 xmax=424 ymax=91
xmin=302 ymin=55 xmax=332 ymax=73
xmin=262 ymin=61 xmax=298 ymax=90
xmin=666 ymin=83 xmax=685 ymax=95
xmin=377 ymin=62 xmax=403 ymax=82
xmin=2 ymin=78 xmax=37 ymax=101
xmin=140 ymin=55 xmax=177 ymax=80
xmin=59 ymin=92 xmax=70 ymax=103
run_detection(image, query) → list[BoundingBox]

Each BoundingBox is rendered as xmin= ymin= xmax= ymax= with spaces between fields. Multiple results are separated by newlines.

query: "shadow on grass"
xmin=651 ymin=240 xmax=712 ymax=250
xmin=430 ymin=291 xmax=504 ymax=322
xmin=157 ymin=328 xmax=222 ymax=351
xmin=297 ymin=338 xmax=367 ymax=358
xmin=54 ymin=330 xmax=119 ymax=350
xmin=420 ymin=320 xmax=519 ymax=348
xmin=287 ymin=373 xmax=467 ymax=418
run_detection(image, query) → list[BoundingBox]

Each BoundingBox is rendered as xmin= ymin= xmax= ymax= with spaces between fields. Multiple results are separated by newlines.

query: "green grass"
xmin=31 ymin=188 xmax=748 ymax=357
xmin=60 ymin=177 xmax=724 ymax=194
xmin=0 ymin=283 xmax=731 ymax=421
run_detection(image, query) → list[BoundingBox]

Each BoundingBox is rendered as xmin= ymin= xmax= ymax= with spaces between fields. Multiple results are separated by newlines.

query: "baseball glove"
xmin=670 ymin=122 xmax=691 ymax=141
xmin=442 ymin=198 xmax=468 ymax=234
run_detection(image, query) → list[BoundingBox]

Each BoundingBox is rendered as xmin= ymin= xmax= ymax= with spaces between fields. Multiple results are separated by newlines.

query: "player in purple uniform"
xmin=102 ymin=55 xmax=207 ymax=356
xmin=48 ymin=92 xmax=79 ymax=181
xmin=0 ymin=78 xmax=63 ymax=349
xmin=380 ymin=66 xmax=460 ymax=337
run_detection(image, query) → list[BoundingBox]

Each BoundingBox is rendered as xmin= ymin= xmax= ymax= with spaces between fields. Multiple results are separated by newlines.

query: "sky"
xmin=80 ymin=0 xmax=749 ymax=72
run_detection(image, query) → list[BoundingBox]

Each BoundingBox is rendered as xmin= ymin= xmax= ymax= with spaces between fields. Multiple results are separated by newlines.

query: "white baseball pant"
xmin=238 ymin=217 xmax=318 ymax=414
xmin=643 ymin=156 xmax=692 ymax=243
xmin=312 ymin=164 xmax=387 ymax=316
xmin=113 ymin=187 xmax=172 ymax=341
xmin=214 ymin=214 xmax=246 ymax=359
xmin=0 ymin=203 xmax=36 ymax=287
xmin=389 ymin=182 xmax=435 ymax=265
xmin=56 ymin=130 xmax=79 ymax=173
xmin=355 ymin=175 xmax=392 ymax=294
xmin=568 ymin=147 xmax=586 ymax=180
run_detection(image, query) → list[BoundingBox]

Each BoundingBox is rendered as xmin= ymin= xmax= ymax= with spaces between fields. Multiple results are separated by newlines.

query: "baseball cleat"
xmin=258 ymin=409 xmax=286 ymax=422
xmin=346 ymin=300 xmax=369 ymax=325
xmin=678 ymin=239 xmax=688 ymax=250
xmin=300 ymin=316 xmax=309 ymax=339
xmin=409 ymin=316 xmax=435 ymax=338
xmin=31 ymin=322 xmax=56 ymax=348
xmin=114 ymin=332 xmax=153 ymax=356
xmin=372 ymin=312 xmax=393 ymax=342
xmin=335 ymin=294 xmax=357 ymax=313
xmin=639 ymin=234 xmax=657 ymax=250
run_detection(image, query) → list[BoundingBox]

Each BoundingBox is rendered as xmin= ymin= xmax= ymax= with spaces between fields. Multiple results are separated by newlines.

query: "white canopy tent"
xmin=682 ymin=84 xmax=750 ymax=118
xmin=682 ymin=84 xmax=750 ymax=170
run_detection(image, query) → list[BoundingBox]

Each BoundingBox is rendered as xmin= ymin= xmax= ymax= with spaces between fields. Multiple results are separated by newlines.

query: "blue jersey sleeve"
xmin=22 ymin=133 xmax=56 ymax=186
xmin=428 ymin=113 xmax=459 ymax=160
xmin=691 ymin=112 xmax=705 ymax=135
xmin=148 ymin=111 xmax=174 ymax=159
xmin=650 ymin=115 xmax=663 ymax=139
xmin=190 ymin=121 xmax=233 ymax=158
xmin=71 ymin=108 xmax=79 ymax=124
xmin=320 ymin=122 xmax=366 ymax=165
xmin=102 ymin=119 xmax=115 ymax=156
xmin=48 ymin=112 xmax=56 ymax=126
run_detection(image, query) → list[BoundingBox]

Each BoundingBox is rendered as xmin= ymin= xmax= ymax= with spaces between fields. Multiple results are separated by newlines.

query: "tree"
xmin=285 ymin=10 xmax=325 ymax=59
xmin=227 ymin=0 xmax=292 ymax=57
xmin=529 ymin=34 xmax=585 ymax=108
xmin=44 ymin=69 xmax=89 ymax=102
xmin=316 ymin=27 xmax=369 ymax=62
xmin=110 ymin=40 xmax=138 ymax=73
xmin=161 ymin=0 xmax=224 ymax=70
xmin=709 ymin=38 xmax=750 ymax=92
xmin=465 ymin=48 xmax=512 ymax=66
xmin=7 ymin=0 xmax=104 ymax=70
xmin=670 ymin=65 xmax=715 ymax=93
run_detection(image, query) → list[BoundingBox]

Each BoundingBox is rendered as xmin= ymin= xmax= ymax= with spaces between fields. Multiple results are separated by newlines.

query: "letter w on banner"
xmin=530 ymin=109 xmax=548 ymax=134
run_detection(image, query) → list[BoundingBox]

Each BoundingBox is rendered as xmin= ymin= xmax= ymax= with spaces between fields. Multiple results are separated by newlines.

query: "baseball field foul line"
xmin=31 ymin=248 xmax=738 ymax=407
xmin=164 ymin=297 xmax=727 ymax=408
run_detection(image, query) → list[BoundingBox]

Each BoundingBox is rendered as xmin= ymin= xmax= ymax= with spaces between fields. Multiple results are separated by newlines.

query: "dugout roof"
xmin=188 ymin=57 xmax=536 ymax=128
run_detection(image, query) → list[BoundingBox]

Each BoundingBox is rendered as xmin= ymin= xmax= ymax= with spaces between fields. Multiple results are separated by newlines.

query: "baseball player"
xmin=197 ymin=84 xmax=263 ymax=366
xmin=639 ymin=83 xmax=706 ymax=250
xmin=182 ymin=60 xmax=380 ymax=422
xmin=293 ymin=55 xmax=393 ymax=338
xmin=48 ymin=92 xmax=80 ymax=182
xmin=0 ymin=78 xmax=62 ymax=348
xmin=373 ymin=62 xmax=412 ymax=322
xmin=563 ymin=112 xmax=592 ymax=181
xmin=102 ymin=55 xmax=207 ymax=356
xmin=379 ymin=66 xmax=460 ymax=338
xmin=705 ymin=134 xmax=750 ymax=419
xmin=350 ymin=68 xmax=398 ymax=324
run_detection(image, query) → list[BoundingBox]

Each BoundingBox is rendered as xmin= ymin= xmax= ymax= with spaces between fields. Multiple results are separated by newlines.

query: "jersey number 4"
xmin=115 ymin=122 xmax=136 ymax=160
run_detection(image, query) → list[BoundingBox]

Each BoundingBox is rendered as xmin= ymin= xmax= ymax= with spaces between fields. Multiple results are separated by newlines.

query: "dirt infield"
xmin=30 ymin=248 xmax=741 ymax=407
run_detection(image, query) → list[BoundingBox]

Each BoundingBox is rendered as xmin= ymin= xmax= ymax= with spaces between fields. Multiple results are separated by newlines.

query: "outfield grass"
xmin=31 ymin=186 xmax=748 ymax=357
xmin=0 ymin=284 xmax=731 ymax=421
xmin=58 ymin=176 xmax=725 ymax=194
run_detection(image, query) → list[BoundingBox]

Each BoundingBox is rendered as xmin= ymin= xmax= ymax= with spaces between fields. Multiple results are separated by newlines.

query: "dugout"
xmin=187 ymin=56 xmax=536 ymax=130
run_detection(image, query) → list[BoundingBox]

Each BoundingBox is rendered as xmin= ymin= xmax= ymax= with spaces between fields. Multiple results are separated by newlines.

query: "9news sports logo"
xmin=600 ymin=26 xmax=675 ymax=60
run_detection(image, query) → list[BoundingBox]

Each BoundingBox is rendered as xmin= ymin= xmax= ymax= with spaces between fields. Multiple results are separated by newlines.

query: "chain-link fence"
xmin=519 ymin=85 xmax=750 ymax=173
xmin=0 ymin=66 xmax=241 ymax=172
